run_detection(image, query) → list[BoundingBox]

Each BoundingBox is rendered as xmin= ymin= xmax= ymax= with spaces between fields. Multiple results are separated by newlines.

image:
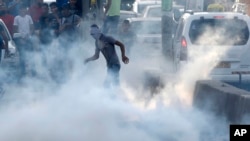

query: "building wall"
xmin=237 ymin=0 xmax=250 ymax=15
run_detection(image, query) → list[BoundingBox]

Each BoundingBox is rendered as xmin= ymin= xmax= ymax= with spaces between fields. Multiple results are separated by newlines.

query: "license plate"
xmin=215 ymin=61 xmax=231 ymax=68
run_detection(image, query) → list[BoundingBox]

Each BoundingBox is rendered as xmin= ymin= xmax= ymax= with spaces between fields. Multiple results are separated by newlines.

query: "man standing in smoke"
xmin=84 ymin=24 xmax=129 ymax=87
xmin=13 ymin=5 xmax=34 ymax=79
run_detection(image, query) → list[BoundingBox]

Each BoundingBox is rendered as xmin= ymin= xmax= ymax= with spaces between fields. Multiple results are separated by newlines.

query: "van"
xmin=172 ymin=12 xmax=250 ymax=82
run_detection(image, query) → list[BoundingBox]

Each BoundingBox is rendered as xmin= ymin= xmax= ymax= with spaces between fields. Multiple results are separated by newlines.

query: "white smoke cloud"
xmin=0 ymin=21 xmax=240 ymax=141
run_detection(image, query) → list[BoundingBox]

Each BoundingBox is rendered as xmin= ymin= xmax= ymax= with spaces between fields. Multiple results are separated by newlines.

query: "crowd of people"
xmin=0 ymin=0 xmax=134 ymax=87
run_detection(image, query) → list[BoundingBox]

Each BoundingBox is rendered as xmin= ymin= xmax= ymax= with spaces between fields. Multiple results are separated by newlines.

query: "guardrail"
xmin=232 ymin=71 xmax=250 ymax=84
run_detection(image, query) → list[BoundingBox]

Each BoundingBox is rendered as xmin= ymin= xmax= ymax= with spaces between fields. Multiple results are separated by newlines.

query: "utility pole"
xmin=162 ymin=0 xmax=173 ymax=61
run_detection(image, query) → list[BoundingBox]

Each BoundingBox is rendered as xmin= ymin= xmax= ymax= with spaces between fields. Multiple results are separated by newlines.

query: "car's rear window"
xmin=143 ymin=6 xmax=184 ymax=18
xmin=138 ymin=4 xmax=152 ymax=14
xmin=189 ymin=18 xmax=249 ymax=45
xmin=146 ymin=7 xmax=161 ymax=17
xmin=131 ymin=20 xmax=161 ymax=34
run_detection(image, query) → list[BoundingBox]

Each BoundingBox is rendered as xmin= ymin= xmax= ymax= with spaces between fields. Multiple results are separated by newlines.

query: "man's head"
xmin=69 ymin=0 xmax=77 ymax=5
xmin=61 ymin=4 xmax=71 ymax=17
xmin=0 ymin=5 xmax=7 ymax=16
xmin=49 ymin=2 xmax=58 ymax=14
xmin=121 ymin=19 xmax=130 ymax=32
xmin=90 ymin=24 xmax=101 ymax=40
xmin=41 ymin=3 xmax=49 ymax=15
xmin=19 ymin=5 xmax=27 ymax=17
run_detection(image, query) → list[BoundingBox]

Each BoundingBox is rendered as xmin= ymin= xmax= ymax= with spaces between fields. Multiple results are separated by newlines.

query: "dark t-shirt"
xmin=48 ymin=13 xmax=60 ymax=30
xmin=69 ymin=6 xmax=82 ymax=17
xmin=95 ymin=34 xmax=120 ymax=67
xmin=60 ymin=14 xmax=81 ymax=41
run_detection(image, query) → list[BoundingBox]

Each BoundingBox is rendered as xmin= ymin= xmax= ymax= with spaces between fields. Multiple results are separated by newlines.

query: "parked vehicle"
xmin=0 ymin=19 xmax=16 ymax=64
xmin=141 ymin=4 xmax=184 ymax=22
xmin=120 ymin=10 xmax=140 ymax=23
xmin=133 ymin=0 xmax=162 ymax=14
xmin=121 ymin=0 xmax=135 ymax=11
xmin=126 ymin=17 xmax=162 ymax=49
xmin=172 ymin=12 xmax=250 ymax=82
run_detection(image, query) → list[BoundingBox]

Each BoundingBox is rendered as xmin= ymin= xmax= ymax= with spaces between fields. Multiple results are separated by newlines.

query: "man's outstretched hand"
xmin=122 ymin=56 xmax=129 ymax=64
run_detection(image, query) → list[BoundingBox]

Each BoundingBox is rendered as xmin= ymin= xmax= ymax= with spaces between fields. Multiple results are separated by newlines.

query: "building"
xmin=234 ymin=0 xmax=250 ymax=15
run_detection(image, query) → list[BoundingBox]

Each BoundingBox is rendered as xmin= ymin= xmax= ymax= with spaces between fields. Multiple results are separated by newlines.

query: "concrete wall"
xmin=193 ymin=80 xmax=250 ymax=123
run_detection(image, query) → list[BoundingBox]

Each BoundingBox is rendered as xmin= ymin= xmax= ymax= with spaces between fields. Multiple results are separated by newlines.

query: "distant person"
xmin=102 ymin=0 xmax=121 ymax=34
xmin=67 ymin=0 xmax=82 ymax=17
xmin=48 ymin=2 xmax=61 ymax=37
xmin=56 ymin=0 xmax=68 ymax=8
xmin=28 ymin=0 xmax=43 ymax=30
xmin=50 ymin=4 xmax=82 ymax=83
xmin=8 ymin=0 xmax=24 ymax=16
xmin=0 ymin=0 xmax=6 ymax=8
xmin=118 ymin=19 xmax=135 ymax=55
xmin=59 ymin=3 xmax=81 ymax=42
xmin=39 ymin=3 xmax=49 ymax=29
xmin=0 ymin=5 xmax=14 ymax=36
xmin=13 ymin=5 xmax=34 ymax=78
xmin=39 ymin=3 xmax=52 ymax=45
xmin=84 ymin=24 xmax=129 ymax=87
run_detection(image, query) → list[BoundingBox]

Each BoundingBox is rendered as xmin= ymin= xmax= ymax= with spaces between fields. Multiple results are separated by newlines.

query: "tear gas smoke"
xmin=0 ymin=22 xmax=239 ymax=141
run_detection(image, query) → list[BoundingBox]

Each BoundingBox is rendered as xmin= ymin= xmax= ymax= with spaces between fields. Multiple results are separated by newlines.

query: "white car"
xmin=127 ymin=17 xmax=162 ymax=49
xmin=142 ymin=4 xmax=184 ymax=21
xmin=119 ymin=10 xmax=139 ymax=24
xmin=133 ymin=0 xmax=162 ymax=14
xmin=172 ymin=11 xmax=250 ymax=82
xmin=0 ymin=19 xmax=16 ymax=63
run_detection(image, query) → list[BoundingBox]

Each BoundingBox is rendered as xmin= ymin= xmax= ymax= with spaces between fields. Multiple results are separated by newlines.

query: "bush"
xmin=207 ymin=3 xmax=224 ymax=12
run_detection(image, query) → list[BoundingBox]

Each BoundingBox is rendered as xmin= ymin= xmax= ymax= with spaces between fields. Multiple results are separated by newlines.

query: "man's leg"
xmin=102 ymin=16 xmax=112 ymax=34
xmin=105 ymin=64 xmax=121 ymax=88
xmin=15 ymin=38 xmax=26 ymax=79
xmin=102 ymin=16 xmax=120 ymax=34
xmin=108 ymin=16 xmax=120 ymax=35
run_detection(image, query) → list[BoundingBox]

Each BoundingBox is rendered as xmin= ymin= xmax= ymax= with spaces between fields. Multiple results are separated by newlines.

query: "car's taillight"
xmin=213 ymin=16 xmax=224 ymax=19
xmin=181 ymin=37 xmax=187 ymax=48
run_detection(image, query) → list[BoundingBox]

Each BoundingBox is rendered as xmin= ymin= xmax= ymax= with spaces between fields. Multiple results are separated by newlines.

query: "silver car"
xmin=173 ymin=12 xmax=250 ymax=82
xmin=141 ymin=5 xmax=184 ymax=22
xmin=126 ymin=17 xmax=162 ymax=49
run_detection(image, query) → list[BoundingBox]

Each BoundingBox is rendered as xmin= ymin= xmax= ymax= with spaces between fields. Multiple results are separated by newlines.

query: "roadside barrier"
xmin=193 ymin=80 xmax=250 ymax=123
